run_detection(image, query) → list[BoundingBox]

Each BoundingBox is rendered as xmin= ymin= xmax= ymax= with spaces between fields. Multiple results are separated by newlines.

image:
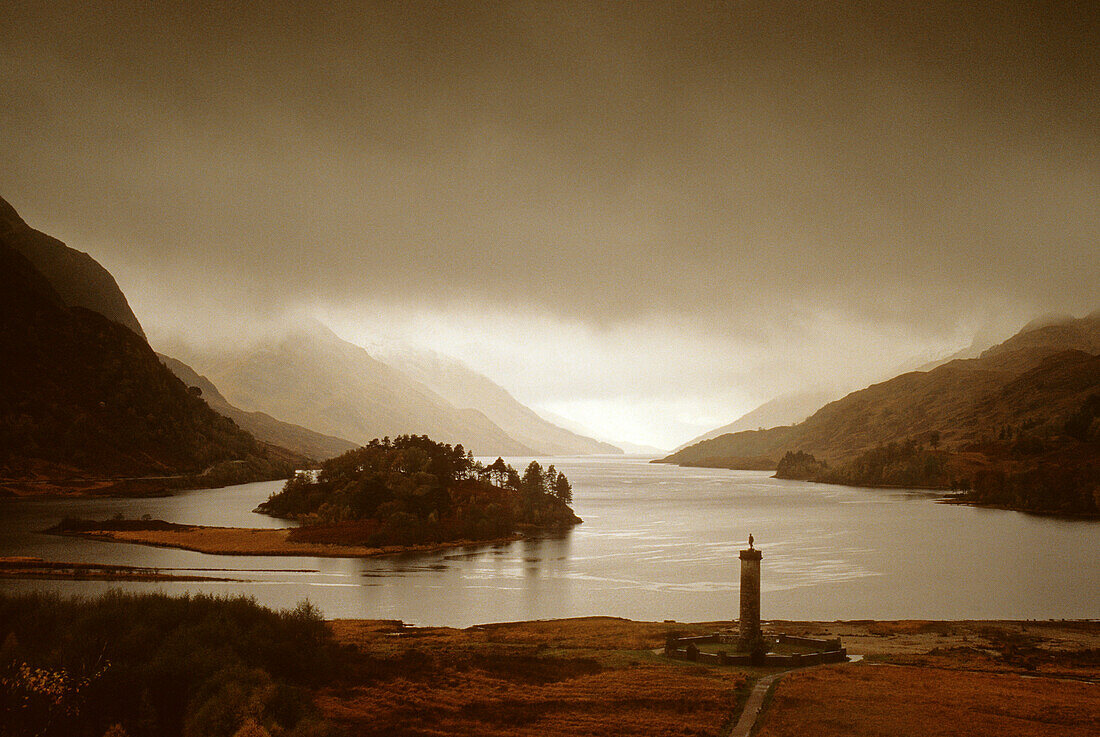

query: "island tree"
xmin=258 ymin=436 xmax=581 ymax=546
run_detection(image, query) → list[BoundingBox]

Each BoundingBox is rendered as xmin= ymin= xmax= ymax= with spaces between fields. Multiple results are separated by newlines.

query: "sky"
xmin=2 ymin=1 xmax=1097 ymax=448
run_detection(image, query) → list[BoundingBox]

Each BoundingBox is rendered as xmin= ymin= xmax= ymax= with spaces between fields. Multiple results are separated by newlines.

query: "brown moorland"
xmin=322 ymin=617 xmax=745 ymax=737
xmin=756 ymin=619 xmax=1100 ymax=737
xmin=317 ymin=618 xmax=1100 ymax=737
xmin=754 ymin=663 xmax=1099 ymax=737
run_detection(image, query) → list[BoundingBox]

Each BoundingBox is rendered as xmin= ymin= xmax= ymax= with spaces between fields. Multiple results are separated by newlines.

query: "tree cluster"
xmin=822 ymin=439 xmax=952 ymax=489
xmin=773 ymin=429 xmax=1099 ymax=515
xmin=258 ymin=435 xmax=580 ymax=546
xmin=773 ymin=451 xmax=828 ymax=481
xmin=1064 ymin=393 xmax=1100 ymax=443
xmin=775 ymin=440 xmax=952 ymax=489
xmin=0 ymin=591 xmax=340 ymax=737
xmin=967 ymin=444 xmax=1100 ymax=516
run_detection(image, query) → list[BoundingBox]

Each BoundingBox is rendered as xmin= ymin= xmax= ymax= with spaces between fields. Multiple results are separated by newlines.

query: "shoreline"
xmin=659 ymin=462 xmax=1100 ymax=520
xmin=0 ymin=555 xmax=237 ymax=582
xmin=48 ymin=522 xmax=526 ymax=558
xmin=0 ymin=472 xmax=294 ymax=499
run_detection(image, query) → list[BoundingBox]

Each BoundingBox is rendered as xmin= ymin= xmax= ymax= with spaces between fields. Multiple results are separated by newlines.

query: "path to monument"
xmin=728 ymin=670 xmax=783 ymax=737
xmin=727 ymin=658 xmax=862 ymax=737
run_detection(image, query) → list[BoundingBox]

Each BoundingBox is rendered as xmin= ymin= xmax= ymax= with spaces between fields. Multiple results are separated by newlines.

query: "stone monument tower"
xmin=738 ymin=534 xmax=762 ymax=651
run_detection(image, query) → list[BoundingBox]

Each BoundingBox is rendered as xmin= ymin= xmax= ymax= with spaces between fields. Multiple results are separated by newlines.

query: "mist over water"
xmin=1 ymin=458 xmax=1096 ymax=626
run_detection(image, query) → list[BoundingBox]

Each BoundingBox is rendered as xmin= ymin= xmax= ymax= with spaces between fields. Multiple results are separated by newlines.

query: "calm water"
xmin=0 ymin=458 xmax=1097 ymax=626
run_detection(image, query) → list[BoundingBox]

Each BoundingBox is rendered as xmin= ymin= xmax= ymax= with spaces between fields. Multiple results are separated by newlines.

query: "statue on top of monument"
xmin=748 ymin=533 xmax=754 ymax=549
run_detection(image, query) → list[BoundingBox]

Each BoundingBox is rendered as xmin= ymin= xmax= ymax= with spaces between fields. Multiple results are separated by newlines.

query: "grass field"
xmin=756 ymin=620 xmax=1100 ymax=737
xmin=320 ymin=617 xmax=746 ymax=737
xmin=754 ymin=662 xmax=1100 ymax=737
xmin=317 ymin=618 xmax=1100 ymax=737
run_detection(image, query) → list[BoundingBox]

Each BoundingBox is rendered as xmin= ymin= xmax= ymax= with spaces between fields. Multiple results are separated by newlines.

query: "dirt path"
xmin=726 ymin=656 xmax=862 ymax=737
xmin=727 ymin=671 xmax=784 ymax=737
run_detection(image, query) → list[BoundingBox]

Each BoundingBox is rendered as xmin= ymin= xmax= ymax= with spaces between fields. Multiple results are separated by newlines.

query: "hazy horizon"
xmin=3 ymin=2 xmax=1097 ymax=448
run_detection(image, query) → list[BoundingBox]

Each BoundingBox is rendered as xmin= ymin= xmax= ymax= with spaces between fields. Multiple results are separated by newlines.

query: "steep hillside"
xmin=660 ymin=314 xmax=1100 ymax=515
xmin=375 ymin=346 xmax=621 ymax=455
xmin=159 ymin=354 xmax=358 ymax=460
xmin=168 ymin=326 xmax=536 ymax=457
xmin=660 ymin=427 xmax=795 ymax=469
xmin=673 ymin=388 xmax=838 ymax=452
xmin=665 ymin=314 xmax=1100 ymax=465
xmin=0 ymin=196 xmax=146 ymax=338
xmin=979 ymin=312 xmax=1100 ymax=360
xmin=0 ymin=228 xmax=300 ymax=488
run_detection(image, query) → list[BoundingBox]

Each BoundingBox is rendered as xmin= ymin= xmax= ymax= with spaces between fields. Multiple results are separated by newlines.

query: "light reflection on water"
xmin=0 ymin=457 xmax=1097 ymax=626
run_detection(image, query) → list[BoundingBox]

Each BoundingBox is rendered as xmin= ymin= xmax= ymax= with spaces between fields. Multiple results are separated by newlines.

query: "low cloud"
xmin=3 ymin=2 xmax=1096 ymax=445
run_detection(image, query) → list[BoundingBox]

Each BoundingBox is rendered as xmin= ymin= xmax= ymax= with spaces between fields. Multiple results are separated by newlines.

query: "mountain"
xmin=673 ymin=387 xmax=839 ymax=452
xmin=158 ymin=354 xmax=357 ymax=460
xmin=912 ymin=325 xmax=1018 ymax=373
xmin=660 ymin=314 xmax=1100 ymax=515
xmin=166 ymin=325 xmax=536 ymax=457
xmin=373 ymin=346 xmax=622 ymax=455
xmin=663 ymin=313 xmax=1100 ymax=465
xmin=979 ymin=312 xmax=1100 ymax=361
xmin=0 ymin=197 xmax=146 ymax=339
xmin=0 ymin=199 xmax=301 ymax=488
xmin=679 ymin=337 xmax=1011 ymax=454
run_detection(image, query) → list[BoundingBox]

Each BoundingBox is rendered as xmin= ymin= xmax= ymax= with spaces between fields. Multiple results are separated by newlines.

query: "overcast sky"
xmin=2 ymin=1 xmax=1097 ymax=448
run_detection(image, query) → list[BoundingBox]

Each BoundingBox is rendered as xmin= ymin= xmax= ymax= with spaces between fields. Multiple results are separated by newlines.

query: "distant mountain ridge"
xmin=659 ymin=313 xmax=1100 ymax=515
xmin=673 ymin=387 xmax=839 ymax=452
xmin=166 ymin=325 xmax=538 ymax=457
xmin=663 ymin=313 xmax=1100 ymax=468
xmin=158 ymin=354 xmax=358 ymax=460
xmin=0 ymin=196 xmax=301 ymax=486
xmin=0 ymin=197 xmax=146 ymax=339
xmin=373 ymin=346 xmax=622 ymax=456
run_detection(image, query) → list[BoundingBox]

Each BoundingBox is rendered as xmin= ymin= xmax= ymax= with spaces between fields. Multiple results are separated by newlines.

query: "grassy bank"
xmin=47 ymin=517 xmax=524 ymax=558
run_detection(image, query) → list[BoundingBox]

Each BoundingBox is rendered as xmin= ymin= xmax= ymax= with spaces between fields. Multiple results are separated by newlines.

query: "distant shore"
xmin=655 ymin=460 xmax=1100 ymax=519
xmin=0 ymin=469 xmax=295 ymax=499
xmin=0 ymin=555 xmax=236 ymax=581
xmin=47 ymin=519 xmax=524 ymax=558
xmin=0 ymin=477 xmax=174 ymax=498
